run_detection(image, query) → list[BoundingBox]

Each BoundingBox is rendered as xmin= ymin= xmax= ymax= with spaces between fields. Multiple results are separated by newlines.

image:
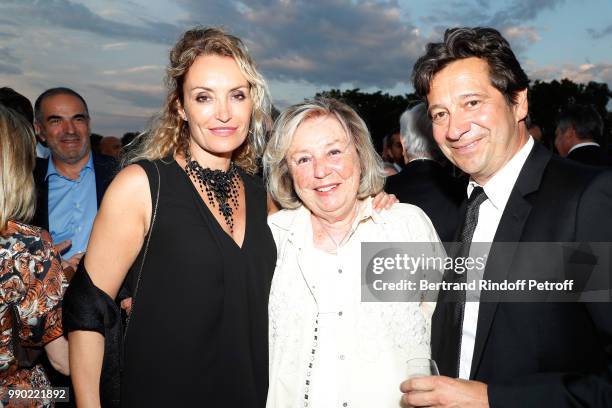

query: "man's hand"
xmin=400 ymin=376 xmax=489 ymax=408
xmin=372 ymin=191 xmax=398 ymax=211
xmin=62 ymin=252 xmax=84 ymax=281
xmin=53 ymin=239 xmax=81 ymax=280
xmin=120 ymin=297 xmax=133 ymax=315
xmin=54 ymin=239 xmax=72 ymax=255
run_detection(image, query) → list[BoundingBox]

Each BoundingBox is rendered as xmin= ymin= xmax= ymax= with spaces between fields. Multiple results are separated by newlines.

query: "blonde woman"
xmin=0 ymin=105 xmax=69 ymax=405
xmin=64 ymin=27 xmax=276 ymax=407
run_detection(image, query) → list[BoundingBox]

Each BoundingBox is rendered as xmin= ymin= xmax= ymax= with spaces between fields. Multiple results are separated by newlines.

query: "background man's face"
xmin=388 ymin=132 xmax=404 ymax=164
xmin=100 ymin=136 xmax=122 ymax=159
xmin=427 ymin=57 xmax=528 ymax=184
xmin=36 ymin=93 xmax=91 ymax=165
xmin=528 ymin=124 xmax=542 ymax=141
xmin=554 ymin=126 xmax=573 ymax=157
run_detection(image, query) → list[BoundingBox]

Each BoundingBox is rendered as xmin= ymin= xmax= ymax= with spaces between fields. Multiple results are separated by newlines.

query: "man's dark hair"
xmin=412 ymin=27 xmax=530 ymax=106
xmin=34 ymin=87 xmax=89 ymax=123
xmin=557 ymin=104 xmax=603 ymax=142
xmin=0 ymin=87 xmax=34 ymax=125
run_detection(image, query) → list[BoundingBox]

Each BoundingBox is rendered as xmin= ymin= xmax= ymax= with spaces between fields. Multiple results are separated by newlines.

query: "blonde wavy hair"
xmin=264 ymin=98 xmax=386 ymax=209
xmin=0 ymin=105 xmax=36 ymax=231
xmin=125 ymin=27 xmax=271 ymax=174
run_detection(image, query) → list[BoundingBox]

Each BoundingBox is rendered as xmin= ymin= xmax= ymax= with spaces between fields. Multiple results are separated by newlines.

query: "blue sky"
xmin=0 ymin=0 xmax=610 ymax=135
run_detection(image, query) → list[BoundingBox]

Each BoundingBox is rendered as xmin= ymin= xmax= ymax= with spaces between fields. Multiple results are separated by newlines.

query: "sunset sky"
xmin=1 ymin=0 xmax=610 ymax=135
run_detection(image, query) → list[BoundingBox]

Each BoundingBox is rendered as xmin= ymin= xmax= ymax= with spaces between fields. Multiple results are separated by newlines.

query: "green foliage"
xmin=528 ymin=79 xmax=612 ymax=147
xmin=315 ymin=88 xmax=420 ymax=151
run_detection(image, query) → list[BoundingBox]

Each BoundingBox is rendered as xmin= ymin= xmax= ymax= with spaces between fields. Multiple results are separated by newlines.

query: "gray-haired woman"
xmin=264 ymin=98 xmax=441 ymax=407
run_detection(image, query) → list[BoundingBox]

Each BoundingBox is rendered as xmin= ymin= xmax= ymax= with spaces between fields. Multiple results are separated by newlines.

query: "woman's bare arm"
xmin=69 ymin=164 xmax=151 ymax=408
xmin=44 ymin=336 xmax=69 ymax=375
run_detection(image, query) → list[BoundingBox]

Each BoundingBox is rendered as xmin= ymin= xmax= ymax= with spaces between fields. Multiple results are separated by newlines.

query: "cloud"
xmin=0 ymin=30 xmax=17 ymax=40
xmin=501 ymin=25 xmax=543 ymax=55
xmin=487 ymin=0 xmax=567 ymax=27
xmin=0 ymin=0 xmax=426 ymax=89
xmin=102 ymin=42 xmax=130 ymax=51
xmin=176 ymin=0 xmax=428 ymax=89
xmin=4 ymin=0 xmax=600 ymax=97
xmin=528 ymin=62 xmax=612 ymax=86
xmin=102 ymin=65 xmax=165 ymax=75
xmin=0 ymin=47 xmax=22 ymax=74
xmin=0 ymin=0 xmax=181 ymax=45
xmin=504 ymin=26 xmax=540 ymax=44
xmin=423 ymin=0 xmax=566 ymax=27
xmin=420 ymin=0 xmax=563 ymax=53
xmin=91 ymin=84 xmax=164 ymax=109
xmin=0 ymin=16 xmax=18 ymax=26
xmin=0 ymin=62 xmax=21 ymax=75
xmin=92 ymin=111 xmax=151 ymax=135
xmin=588 ymin=23 xmax=612 ymax=39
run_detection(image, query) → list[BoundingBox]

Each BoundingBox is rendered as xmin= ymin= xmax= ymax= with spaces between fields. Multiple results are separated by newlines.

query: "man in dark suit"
xmin=385 ymin=103 xmax=465 ymax=242
xmin=555 ymin=104 xmax=611 ymax=166
xmin=400 ymin=27 xmax=612 ymax=407
xmin=32 ymin=87 xmax=117 ymax=270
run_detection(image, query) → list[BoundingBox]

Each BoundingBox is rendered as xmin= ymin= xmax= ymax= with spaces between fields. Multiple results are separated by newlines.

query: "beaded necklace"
xmin=184 ymin=155 xmax=240 ymax=233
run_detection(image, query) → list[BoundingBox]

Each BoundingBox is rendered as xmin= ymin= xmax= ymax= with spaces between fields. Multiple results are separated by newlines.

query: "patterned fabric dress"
xmin=0 ymin=221 xmax=68 ymax=408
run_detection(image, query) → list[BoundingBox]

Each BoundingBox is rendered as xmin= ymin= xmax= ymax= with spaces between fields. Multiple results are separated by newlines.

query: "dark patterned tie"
xmin=444 ymin=186 xmax=488 ymax=376
xmin=456 ymin=186 xmax=488 ymax=258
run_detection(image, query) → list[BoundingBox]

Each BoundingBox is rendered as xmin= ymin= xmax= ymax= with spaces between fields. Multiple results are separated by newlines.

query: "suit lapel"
xmin=93 ymin=154 xmax=105 ymax=207
xmin=469 ymin=142 xmax=551 ymax=378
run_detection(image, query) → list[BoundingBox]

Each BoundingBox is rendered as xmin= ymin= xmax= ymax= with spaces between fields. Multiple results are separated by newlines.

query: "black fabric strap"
xmin=63 ymin=261 xmax=122 ymax=408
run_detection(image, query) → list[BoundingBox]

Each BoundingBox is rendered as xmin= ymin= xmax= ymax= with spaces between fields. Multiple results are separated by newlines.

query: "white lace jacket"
xmin=267 ymin=199 xmax=441 ymax=408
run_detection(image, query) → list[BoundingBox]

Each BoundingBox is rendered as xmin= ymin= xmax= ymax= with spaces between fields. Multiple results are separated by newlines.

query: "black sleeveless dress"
xmin=121 ymin=158 xmax=276 ymax=407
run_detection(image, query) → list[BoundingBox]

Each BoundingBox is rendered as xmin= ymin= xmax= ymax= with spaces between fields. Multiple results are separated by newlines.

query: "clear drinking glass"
xmin=406 ymin=358 xmax=440 ymax=378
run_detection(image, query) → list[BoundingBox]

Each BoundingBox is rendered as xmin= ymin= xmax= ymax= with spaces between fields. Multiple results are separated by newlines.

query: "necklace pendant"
xmin=185 ymin=158 xmax=240 ymax=231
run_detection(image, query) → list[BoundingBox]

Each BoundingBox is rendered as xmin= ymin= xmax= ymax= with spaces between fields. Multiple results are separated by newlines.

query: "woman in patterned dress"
xmin=0 ymin=105 xmax=69 ymax=407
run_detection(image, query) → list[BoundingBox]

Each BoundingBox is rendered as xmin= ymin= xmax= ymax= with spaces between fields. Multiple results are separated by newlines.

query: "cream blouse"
xmin=267 ymin=198 xmax=441 ymax=408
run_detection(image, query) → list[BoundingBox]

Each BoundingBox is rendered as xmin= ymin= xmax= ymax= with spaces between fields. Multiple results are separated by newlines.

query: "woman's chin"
xmin=309 ymin=200 xmax=358 ymax=222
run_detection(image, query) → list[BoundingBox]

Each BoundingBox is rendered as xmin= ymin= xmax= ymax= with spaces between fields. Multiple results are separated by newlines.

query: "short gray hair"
xmin=264 ymin=97 xmax=385 ymax=209
xmin=34 ymin=87 xmax=89 ymax=124
xmin=399 ymin=103 xmax=442 ymax=161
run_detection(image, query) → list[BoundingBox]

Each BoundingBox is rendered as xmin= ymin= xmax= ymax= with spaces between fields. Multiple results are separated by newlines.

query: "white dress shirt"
xmin=267 ymin=198 xmax=441 ymax=408
xmin=459 ymin=136 xmax=534 ymax=380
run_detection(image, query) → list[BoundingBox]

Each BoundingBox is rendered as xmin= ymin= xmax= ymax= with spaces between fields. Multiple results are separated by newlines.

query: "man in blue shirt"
xmin=32 ymin=87 xmax=117 ymax=273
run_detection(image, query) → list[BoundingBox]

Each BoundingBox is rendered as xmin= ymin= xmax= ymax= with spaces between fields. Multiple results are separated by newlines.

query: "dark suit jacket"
xmin=32 ymin=153 xmax=118 ymax=231
xmin=432 ymin=142 xmax=612 ymax=407
xmin=385 ymin=160 xmax=466 ymax=242
xmin=567 ymin=144 xmax=612 ymax=167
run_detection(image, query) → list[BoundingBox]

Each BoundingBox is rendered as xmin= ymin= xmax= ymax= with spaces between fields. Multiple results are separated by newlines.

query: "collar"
xmin=407 ymin=157 xmax=435 ymax=164
xmin=46 ymin=152 xmax=94 ymax=180
xmin=269 ymin=196 xmax=383 ymax=245
xmin=467 ymin=136 xmax=534 ymax=210
xmin=568 ymin=141 xmax=600 ymax=154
